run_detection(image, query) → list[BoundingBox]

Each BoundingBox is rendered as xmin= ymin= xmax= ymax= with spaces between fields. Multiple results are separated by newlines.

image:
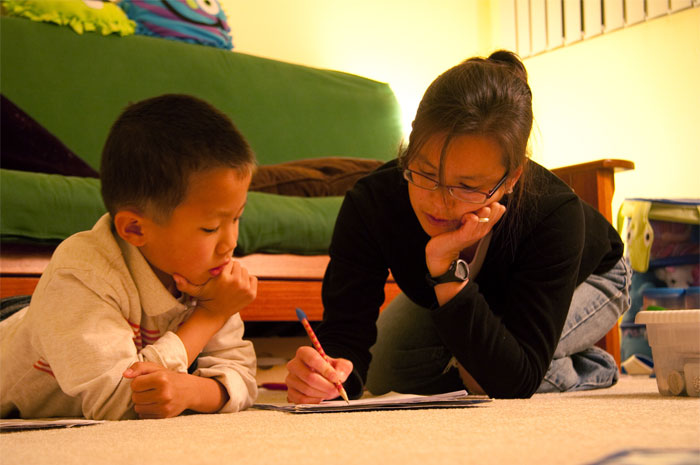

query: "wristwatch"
xmin=425 ymin=259 xmax=470 ymax=287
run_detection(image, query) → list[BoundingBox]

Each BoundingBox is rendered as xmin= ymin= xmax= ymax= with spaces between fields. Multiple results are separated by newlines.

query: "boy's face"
xmin=139 ymin=167 xmax=251 ymax=289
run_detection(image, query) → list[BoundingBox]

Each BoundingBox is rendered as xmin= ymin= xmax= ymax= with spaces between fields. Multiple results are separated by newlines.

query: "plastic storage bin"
xmin=617 ymin=198 xmax=699 ymax=369
xmin=642 ymin=287 xmax=686 ymax=310
xmin=686 ymin=287 xmax=700 ymax=309
xmin=635 ymin=310 xmax=700 ymax=396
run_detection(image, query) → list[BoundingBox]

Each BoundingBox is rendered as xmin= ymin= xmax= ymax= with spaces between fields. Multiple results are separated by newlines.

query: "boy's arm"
xmin=175 ymin=305 xmax=231 ymax=365
xmin=172 ymin=260 xmax=257 ymax=366
xmin=124 ymin=313 xmax=256 ymax=416
xmin=187 ymin=313 xmax=257 ymax=413
xmin=125 ymin=262 xmax=257 ymax=415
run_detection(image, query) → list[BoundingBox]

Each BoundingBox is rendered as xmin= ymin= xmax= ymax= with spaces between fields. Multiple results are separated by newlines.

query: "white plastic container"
xmin=635 ymin=310 xmax=700 ymax=397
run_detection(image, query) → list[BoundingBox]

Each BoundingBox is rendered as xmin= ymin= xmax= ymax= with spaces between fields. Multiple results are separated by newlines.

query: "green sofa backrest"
xmin=0 ymin=16 xmax=403 ymax=171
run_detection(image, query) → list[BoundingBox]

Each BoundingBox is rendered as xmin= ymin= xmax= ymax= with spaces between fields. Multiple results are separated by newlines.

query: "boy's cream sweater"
xmin=0 ymin=214 xmax=257 ymax=420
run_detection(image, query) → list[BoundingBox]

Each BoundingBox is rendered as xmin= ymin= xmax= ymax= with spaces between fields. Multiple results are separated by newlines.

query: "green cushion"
xmin=0 ymin=169 xmax=105 ymax=241
xmin=0 ymin=169 xmax=341 ymax=255
xmin=237 ymin=192 xmax=342 ymax=255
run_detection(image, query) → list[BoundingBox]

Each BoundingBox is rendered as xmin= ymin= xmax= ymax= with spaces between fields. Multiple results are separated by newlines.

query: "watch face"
xmin=454 ymin=260 xmax=469 ymax=280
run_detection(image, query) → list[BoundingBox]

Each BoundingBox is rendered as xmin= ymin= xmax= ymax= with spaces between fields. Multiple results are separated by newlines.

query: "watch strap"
xmin=425 ymin=259 xmax=470 ymax=287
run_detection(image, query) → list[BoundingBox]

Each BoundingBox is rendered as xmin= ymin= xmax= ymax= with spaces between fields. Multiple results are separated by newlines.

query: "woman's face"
xmin=407 ymin=133 xmax=512 ymax=238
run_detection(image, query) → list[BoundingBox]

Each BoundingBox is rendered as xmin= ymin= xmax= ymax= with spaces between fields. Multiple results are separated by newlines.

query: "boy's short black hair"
xmin=100 ymin=94 xmax=256 ymax=221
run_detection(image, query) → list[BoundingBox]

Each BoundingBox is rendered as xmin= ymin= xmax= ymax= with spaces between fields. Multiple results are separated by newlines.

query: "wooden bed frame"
xmin=0 ymin=159 xmax=634 ymax=365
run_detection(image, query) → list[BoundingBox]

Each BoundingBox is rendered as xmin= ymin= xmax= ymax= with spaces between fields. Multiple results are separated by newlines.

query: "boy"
xmin=0 ymin=94 xmax=258 ymax=420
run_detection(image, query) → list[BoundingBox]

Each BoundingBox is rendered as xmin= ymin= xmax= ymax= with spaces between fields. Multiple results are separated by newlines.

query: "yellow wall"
xmin=523 ymin=7 xmax=700 ymax=217
xmin=222 ymin=0 xmax=486 ymax=136
xmin=222 ymin=1 xmax=699 ymax=214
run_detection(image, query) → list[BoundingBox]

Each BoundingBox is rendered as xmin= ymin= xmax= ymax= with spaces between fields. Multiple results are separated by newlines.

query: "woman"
xmin=285 ymin=50 xmax=631 ymax=402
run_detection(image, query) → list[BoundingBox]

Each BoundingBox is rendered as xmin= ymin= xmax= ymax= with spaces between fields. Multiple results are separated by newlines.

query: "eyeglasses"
xmin=403 ymin=169 xmax=508 ymax=204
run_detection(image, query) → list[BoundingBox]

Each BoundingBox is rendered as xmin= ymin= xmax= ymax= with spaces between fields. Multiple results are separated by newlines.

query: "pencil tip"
xmin=295 ymin=307 xmax=307 ymax=321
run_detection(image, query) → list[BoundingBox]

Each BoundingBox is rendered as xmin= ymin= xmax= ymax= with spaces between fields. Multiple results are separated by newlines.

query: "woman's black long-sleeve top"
xmin=316 ymin=159 xmax=623 ymax=399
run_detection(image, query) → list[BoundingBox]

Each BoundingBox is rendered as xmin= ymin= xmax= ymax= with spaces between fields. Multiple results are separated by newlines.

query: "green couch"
xmin=0 ymin=16 xmax=403 ymax=254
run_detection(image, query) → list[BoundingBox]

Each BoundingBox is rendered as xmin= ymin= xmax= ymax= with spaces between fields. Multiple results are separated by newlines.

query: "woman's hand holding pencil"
xmin=285 ymin=308 xmax=353 ymax=404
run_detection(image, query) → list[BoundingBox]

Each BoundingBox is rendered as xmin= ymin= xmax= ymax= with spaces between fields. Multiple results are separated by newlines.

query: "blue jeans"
xmin=366 ymin=257 xmax=632 ymax=395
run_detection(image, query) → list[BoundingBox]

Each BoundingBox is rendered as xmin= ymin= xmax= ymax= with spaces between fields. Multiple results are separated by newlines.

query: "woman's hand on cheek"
xmin=469 ymin=202 xmax=506 ymax=229
xmin=425 ymin=202 xmax=506 ymax=275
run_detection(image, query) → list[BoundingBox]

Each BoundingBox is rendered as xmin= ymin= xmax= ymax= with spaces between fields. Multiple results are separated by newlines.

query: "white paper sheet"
xmin=253 ymin=389 xmax=491 ymax=413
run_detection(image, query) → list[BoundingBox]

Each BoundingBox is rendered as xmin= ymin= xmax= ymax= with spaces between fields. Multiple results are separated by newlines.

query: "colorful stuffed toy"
xmin=619 ymin=199 xmax=654 ymax=272
xmin=654 ymin=264 xmax=700 ymax=289
xmin=119 ymin=0 xmax=233 ymax=49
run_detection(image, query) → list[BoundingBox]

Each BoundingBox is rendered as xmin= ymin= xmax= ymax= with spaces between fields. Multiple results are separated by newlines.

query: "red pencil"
xmin=296 ymin=307 xmax=350 ymax=403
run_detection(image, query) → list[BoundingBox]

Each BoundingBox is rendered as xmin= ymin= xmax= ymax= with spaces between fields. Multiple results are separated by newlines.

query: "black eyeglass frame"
xmin=403 ymin=168 xmax=509 ymax=204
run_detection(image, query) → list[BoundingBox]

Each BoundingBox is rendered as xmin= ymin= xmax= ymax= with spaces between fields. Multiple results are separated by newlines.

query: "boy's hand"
xmin=425 ymin=203 xmax=506 ymax=277
xmin=285 ymin=346 xmax=353 ymax=404
xmin=123 ymin=362 xmax=191 ymax=418
xmin=173 ymin=260 xmax=257 ymax=322
xmin=123 ymin=361 xmax=229 ymax=418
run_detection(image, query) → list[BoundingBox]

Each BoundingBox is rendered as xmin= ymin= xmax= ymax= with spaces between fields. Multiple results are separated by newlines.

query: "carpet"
xmin=1 ymin=375 xmax=698 ymax=465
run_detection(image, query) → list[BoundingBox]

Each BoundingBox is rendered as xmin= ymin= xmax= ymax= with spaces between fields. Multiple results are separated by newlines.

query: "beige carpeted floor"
xmin=1 ymin=374 xmax=698 ymax=465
